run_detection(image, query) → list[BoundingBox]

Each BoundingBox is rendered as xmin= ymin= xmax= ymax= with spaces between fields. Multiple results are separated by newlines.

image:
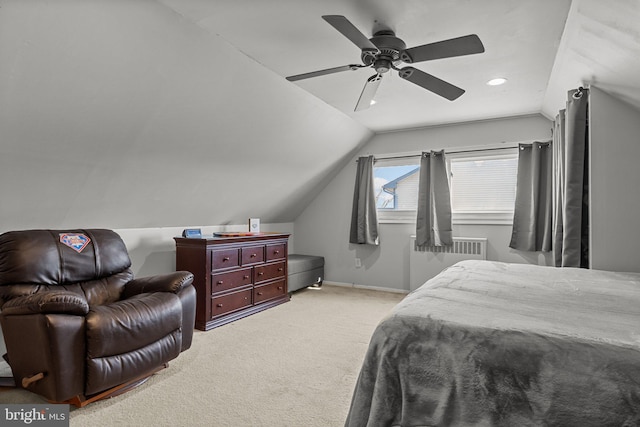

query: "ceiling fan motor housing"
xmin=361 ymin=30 xmax=407 ymax=72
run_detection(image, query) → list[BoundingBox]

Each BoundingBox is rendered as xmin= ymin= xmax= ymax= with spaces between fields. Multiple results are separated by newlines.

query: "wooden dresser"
xmin=174 ymin=233 xmax=290 ymax=331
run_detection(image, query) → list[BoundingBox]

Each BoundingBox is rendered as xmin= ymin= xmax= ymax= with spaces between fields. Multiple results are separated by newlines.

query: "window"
xmin=447 ymin=150 xmax=518 ymax=224
xmin=373 ymin=148 xmax=518 ymax=224
xmin=373 ymin=157 xmax=420 ymax=222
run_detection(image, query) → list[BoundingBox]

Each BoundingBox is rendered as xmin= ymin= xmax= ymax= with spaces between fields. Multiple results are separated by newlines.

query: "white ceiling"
xmin=160 ymin=0 xmax=640 ymax=132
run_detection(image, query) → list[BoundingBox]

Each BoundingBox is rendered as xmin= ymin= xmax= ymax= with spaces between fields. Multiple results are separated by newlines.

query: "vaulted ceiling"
xmin=1 ymin=0 xmax=639 ymax=231
xmin=160 ymin=0 xmax=640 ymax=131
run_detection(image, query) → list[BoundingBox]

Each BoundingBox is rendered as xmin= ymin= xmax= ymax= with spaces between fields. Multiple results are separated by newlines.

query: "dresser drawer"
xmin=211 ymin=288 xmax=252 ymax=318
xmin=212 ymin=248 xmax=240 ymax=271
xmin=254 ymin=261 xmax=286 ymax=284
xmin=241 ymin=245 xmax=265 ymax=265
xmin=266 ymin=243 xmax=286 ymax=261
xmin=254 ymin=279 xmax=286 ymax=304
xmin=211 ymin=267 xmax=252 ymax=294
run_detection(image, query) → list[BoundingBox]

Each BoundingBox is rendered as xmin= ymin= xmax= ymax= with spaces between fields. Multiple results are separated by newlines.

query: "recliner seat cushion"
xmin=86 ymin=292 xmax=182 ymax=358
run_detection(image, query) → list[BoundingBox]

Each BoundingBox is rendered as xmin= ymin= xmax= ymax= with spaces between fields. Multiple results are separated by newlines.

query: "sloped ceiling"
xmin=1 ymin=0 xmax=640 ymax=231
xmin=160 ymin=0 xmax=573 ymax=132
xmin=159 ymin=0 xmax=640 ymax=129
xmin=543 ymin=0 xmax=640 ymax=115
xmin=0 ymin=0 xmax=372 ymax=231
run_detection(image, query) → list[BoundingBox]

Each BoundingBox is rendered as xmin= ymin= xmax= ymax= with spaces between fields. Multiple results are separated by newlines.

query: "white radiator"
xmin=409 ymin=236 xmax=487 ymax=291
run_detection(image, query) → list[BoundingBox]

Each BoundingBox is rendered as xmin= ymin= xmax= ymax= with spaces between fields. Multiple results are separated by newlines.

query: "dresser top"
xmin=174 ymin=232 xmax=290 ymax=246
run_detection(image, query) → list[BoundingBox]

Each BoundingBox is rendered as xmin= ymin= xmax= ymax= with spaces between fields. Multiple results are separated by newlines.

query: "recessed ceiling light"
xmin=487 ymin=78 xmax=507 ymax=86
xmin=370 ymin=100 xmax=377 ymax=105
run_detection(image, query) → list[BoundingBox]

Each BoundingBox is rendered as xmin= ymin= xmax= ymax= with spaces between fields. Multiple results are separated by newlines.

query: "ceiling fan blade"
xmin=398 ymin=67 xmax=465 ymax=101
xmin=286 ymin=64 xmax=365 ymax=81
xmin=355 ymin=74 xmax=383 ymax=111
xmin=400 ymin=34 xmax=485 ymax=63
xmin=322 ymin=15 xmax=379 ymax=53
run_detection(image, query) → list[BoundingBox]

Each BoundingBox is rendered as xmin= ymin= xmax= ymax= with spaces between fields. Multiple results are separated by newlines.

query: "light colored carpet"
xmin=0 ymin=285 xmax=405 ymax=427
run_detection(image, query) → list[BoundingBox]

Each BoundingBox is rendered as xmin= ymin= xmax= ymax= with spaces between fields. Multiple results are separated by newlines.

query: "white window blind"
xmin=449 ymin=153 xmax=518 ymax=213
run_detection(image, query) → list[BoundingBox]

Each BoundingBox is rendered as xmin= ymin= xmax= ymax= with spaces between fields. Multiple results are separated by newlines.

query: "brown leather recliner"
xmin=0 ymin=229 xmax=196 ymax=406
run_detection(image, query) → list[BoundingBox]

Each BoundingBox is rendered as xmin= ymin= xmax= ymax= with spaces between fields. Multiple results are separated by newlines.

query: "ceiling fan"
xmin=286 ymin=15 xmax=485 ymax=111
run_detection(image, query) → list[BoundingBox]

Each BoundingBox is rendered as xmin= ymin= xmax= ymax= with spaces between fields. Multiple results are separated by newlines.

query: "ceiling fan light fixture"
xmin=487 ymin=77 xmax=507 ymax=86
xmin=374 ymin=58 xmax=392 ymax=74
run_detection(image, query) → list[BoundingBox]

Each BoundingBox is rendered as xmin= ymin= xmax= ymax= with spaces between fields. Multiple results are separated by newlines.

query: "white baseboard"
xmin=322 ymin=281 xmax=410 ymax=295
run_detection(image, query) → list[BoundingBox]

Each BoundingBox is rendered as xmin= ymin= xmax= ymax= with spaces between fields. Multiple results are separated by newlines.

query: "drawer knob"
xmin=274 ymin=250 xmax=280 ymax=254
xmin=216 ymin=303 xmax=223 ymax=308
xmin=257 ymin=292 xmax=263 ymax=296
xmin=223 ymin=257 xmax=230 ymax=261
xmin=217 ymin=280 xmax=224 ymax=285
xmin=278 ymin=286 xmax=283 ymax=290
xmin=250 ymin=253 xmax=257 ymax=258
xmin=243 ymin=275 xmax=250 ymax=279
xmin=278 ymin=267 xmax=283 ymax=272
xmin=258 ymin=272 xmax=264 ymax=276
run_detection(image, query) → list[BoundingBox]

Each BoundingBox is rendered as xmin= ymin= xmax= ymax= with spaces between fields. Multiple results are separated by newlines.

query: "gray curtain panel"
xmin=349 ymin=155 xmax=379 ymax=245
xmin=553 ymin=88 xmax=590 ymax=267
xmin=416 ymin=150 xmax=453 ymax=248
xmin=552 ymin=110 xmax=566 ymax=266
xmin=509 ymin=142 xmax=553 ymax=251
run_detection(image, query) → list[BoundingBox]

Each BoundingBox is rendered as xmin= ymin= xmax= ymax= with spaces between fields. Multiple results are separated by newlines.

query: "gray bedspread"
xmin=345 ymin=260 xmax=640 ymax=427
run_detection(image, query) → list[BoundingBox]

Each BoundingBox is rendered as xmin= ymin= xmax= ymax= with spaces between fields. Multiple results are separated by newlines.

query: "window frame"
xmin=446 ymin=148 xmax=518 ymax=225
xmin=373 ymin=147 xmax=518 ymax=225
xmin=373 ymin=155 xmax=421 ymax=223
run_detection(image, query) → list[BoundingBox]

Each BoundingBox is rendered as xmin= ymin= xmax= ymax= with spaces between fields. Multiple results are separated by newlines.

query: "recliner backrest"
xmin=0 ymin=229 xmax=133 ymax=306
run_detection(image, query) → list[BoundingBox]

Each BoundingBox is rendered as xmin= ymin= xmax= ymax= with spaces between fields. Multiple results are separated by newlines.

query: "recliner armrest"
xmin=1 ymin=291 xmax=89 ymax=316
xmin=123 ymin=271 xmax=194 ymax=299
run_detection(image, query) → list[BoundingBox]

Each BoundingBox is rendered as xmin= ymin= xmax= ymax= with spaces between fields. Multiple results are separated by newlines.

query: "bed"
xmin=345 ymin=260 xmax=640 ymax=427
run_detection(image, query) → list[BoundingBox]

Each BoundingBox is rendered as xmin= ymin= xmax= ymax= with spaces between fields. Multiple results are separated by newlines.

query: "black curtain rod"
xmin=357 ymin=141 xmax=551 ymax=163
xmin=370 ymin=145 xmax=523 ymax=162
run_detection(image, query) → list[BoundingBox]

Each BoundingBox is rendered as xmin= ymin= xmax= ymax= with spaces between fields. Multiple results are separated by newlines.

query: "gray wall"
xmin=293 ymin=114 xmax=553 ymax=292
xmin=116 ymin=222 xmax=294 ymax=277
xmin=589 ymin=86 xmax=640 ymax=273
